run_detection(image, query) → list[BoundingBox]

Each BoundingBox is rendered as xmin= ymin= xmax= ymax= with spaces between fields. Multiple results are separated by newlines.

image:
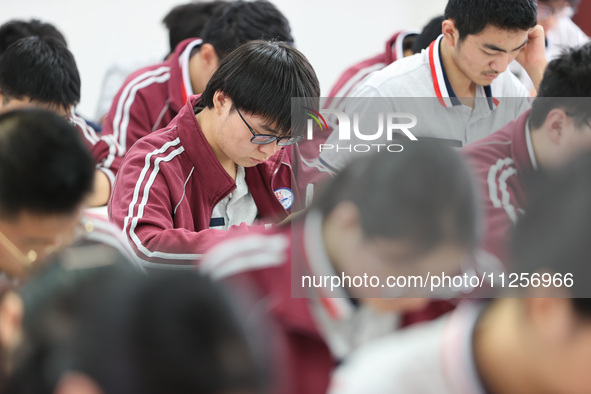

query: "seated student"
xmin=94 ymin=0 xmax=227 ymax=124
xmin=461 ymin=42 xmax=591 ymax=265
xmin=0 ymin=109 xmax=136 ymax=281
xmin=320 ymin=0 xmax=546 ymax=172
xmin=98 ymin=0 xmax=294 ymax=197
xmin=202 ymin=142 xmax=482 ymax=394
xmin=3 ymin=258 xmax=264 ymax=394
xmin=329 ymin=151 xmax=591 ymax=394
xmin=109 ymin=40 xmax=320 ymax=268
xmin=0 ymin=37 xmax=118 ymax=207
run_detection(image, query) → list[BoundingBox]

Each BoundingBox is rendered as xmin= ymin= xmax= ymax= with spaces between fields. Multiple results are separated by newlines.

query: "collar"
xmin=179 ymin=39 xmax=203 ymax=105
xmin=429 ymin=35 xmax=499 ymax=110
xmin=386 ymin=30 xmax=419 ymax=64
xmin=524 ymin=117 xmax=539 ymax=170
xmin=441 ymin=302 xmax=488 ymax=394
xmin=302 ymin=210 xmax=356 ymax=321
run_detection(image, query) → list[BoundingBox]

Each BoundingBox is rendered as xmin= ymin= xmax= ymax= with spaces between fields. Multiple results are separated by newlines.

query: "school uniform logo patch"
xmin=274 ymin=188 xmax=294 ymax=210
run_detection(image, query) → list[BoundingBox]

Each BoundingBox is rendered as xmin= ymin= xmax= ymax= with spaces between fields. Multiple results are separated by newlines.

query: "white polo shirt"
xmin=328 ymin=302 xmax=487 ymax=394
xmin=320 ymin=35 xmax=531 ymax=171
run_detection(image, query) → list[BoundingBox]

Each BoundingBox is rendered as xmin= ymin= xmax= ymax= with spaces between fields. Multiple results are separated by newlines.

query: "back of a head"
xmin=0 ymin=109 xmax=94 ymax=219
xmin=0 ymin=19 xmax=67 ymax=55
xmin=200 ymin=0 xmax=294 ymax=60
xmin=314 ymin=142 xmax=481 ymax=253
xmin=201 ymin=40 xmax=320 ymax=139
xmin=444 ymin=0 xmax=537 ymax=39
xmin=163 ymin=0 xmax=227 ymax=54
xmin=412 ymin=15 xmax=445 ymax=54
xmin=71 ymin=270 xmax=264 ymax=394
xmin=512 ymin=152 xmax=591 ymax=314
xmin=530 ymin=42 xmax=591 ymax=129
xmin=0 ymin=36 xmax=80 ymax=112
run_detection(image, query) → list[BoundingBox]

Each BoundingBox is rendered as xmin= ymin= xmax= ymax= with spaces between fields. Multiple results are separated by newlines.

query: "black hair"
xmin=444 ymin=0 xmax=537 ymax=40
xmin=0 ymin=36 xmax=81 ymax=112
xmin=314 ymin=142 xmax=481 ymax=253
xmin=412 ymin=15 xmax=445 ymax=54
xmin=162 ymin=1 xmax=226 ymax=55
xmin=0 ymin=109 xmax=94 ymax=219
xmin=512 ymin=152 xmax=591 ymax=315
xmin=200 ymin=0 xmax=294 ymax=60
xmin=0 ymin=19 xmax=67 ymax=55
xmin=4 ymin=255 xmax=265 ymax=394
xmin=530 ymin=42 xmax=591 ymax=130
xmin=201 ymin=40 xmax=320 ymax=138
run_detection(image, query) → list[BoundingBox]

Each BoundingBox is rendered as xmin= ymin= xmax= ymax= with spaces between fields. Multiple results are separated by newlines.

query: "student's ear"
xmin=442 ymin=19 xmax=458 ymax=47
xmin=545 ymin=108 xmax=569 ymax=146
xmin=330 ymin=201 xmax=362 ymax=233
xmin=199 ymin=43 xmax=220 ymax=71
xmin=54 ymin=372 xmax=105 ymax=394
xmin=212 ymin=91 xmax=230 ymax=115
xmin=524 ymin=294 xmax=573 ymax=344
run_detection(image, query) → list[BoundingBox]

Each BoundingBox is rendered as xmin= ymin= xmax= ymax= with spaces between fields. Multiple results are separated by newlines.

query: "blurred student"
xmin=511 ymin=0 xmax=589 ymax=94
xmin=0 ymin=36 xmax=118 ymax=207
xmin=109 ymin=40 xmax=319 ymax=268
xmin=98 ymin=0 xmax=294 ymax=199
xmin=202 ymin=142 xmax=482 ymax=394
xmin=94 ymin=0 xmax=227 ymax=124
xmin=461 ymin=42 xmax=591 ymax=265
xmin=329 ymin=151 xmax=591 ymax=394
xmin=3 ymin=256 xmax=265 ymax=394
xmin=320 ymin=0 xmax=545 ymax=171
xmin=0 ymin=109 xmax=137 ymax=280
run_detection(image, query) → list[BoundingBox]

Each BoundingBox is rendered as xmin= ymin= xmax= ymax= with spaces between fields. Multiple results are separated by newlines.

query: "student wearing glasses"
xmin=460 ymin=42 xmax=591 ymax=266
xmin=109 ymin=40 xmax=320 ymax=269
xmin=97 ymin=0 xmax=294 ymax=207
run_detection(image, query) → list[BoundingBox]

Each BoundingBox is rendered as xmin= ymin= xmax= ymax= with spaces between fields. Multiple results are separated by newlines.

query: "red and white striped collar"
xmin=428 ymin=35 xmax=499 ymax=110
xmin=179 ymin=38 xmax=203 ymax=105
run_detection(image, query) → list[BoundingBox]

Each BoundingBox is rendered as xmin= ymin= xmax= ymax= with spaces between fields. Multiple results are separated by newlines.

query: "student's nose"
xmin=490 ymin=53 xmax=510 ymax=73
xmin=258 ymin=142 xmax=280 ymax=158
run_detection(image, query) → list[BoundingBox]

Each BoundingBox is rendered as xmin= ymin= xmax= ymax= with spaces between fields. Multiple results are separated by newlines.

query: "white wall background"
xmin=1 ymin=0 xmax=447 ymax=122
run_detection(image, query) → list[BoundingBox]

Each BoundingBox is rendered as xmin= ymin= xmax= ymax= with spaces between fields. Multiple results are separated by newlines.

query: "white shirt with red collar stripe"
xmin=328 ymin=301 xmax=487 ymax=394
xmin=320 ymin=35 xmax=531 ymax=172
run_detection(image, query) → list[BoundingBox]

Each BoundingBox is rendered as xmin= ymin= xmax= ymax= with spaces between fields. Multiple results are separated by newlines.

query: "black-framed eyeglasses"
xmin=235 ymin=107 xmax=302 ymax=146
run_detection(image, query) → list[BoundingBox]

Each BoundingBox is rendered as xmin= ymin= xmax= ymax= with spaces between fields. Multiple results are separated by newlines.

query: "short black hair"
xmin=314 ymin=142 xmax=481 ymax=253
xmin=412 ymin=15 xmax=445 ymax=54
xmin=0 ymin=36 xmax=81 ymax=112
xmin=530 ymin=42 xmax=591 ymax=130
xmin=0 ymin=19 xmax=67 ymax=55
xmin=201 ymin=40 xmax=320 ymax=138
xmin=0 ymin=109 xmax=94 ymax=218
xmin=162 ymin=1 xmax=226 ymax=54
xmin=444 ymin=0 xmax=537 ymax=40
xmin=512 ymin=152 xmax=591 ymax=315
xmin=5 ymin=261 xmax=265 ymax=393
xmin=200 ymin=0 xmax=294 ymax=60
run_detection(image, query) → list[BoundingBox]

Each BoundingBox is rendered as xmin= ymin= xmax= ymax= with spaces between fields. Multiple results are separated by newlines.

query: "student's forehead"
xmin=469 ymin=25 xmax=529 ymax=46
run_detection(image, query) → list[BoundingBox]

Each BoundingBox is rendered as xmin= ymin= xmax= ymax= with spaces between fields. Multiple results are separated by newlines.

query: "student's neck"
xmin=473 ymin=300 xmax=543 ymax=394
xmin=440 ymin=38 xmax=476 ymax=102
xmin=195 ymin=109 xmax=238 ymax=179
xmin=529 ymin=120 xmax=549 ymax=170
